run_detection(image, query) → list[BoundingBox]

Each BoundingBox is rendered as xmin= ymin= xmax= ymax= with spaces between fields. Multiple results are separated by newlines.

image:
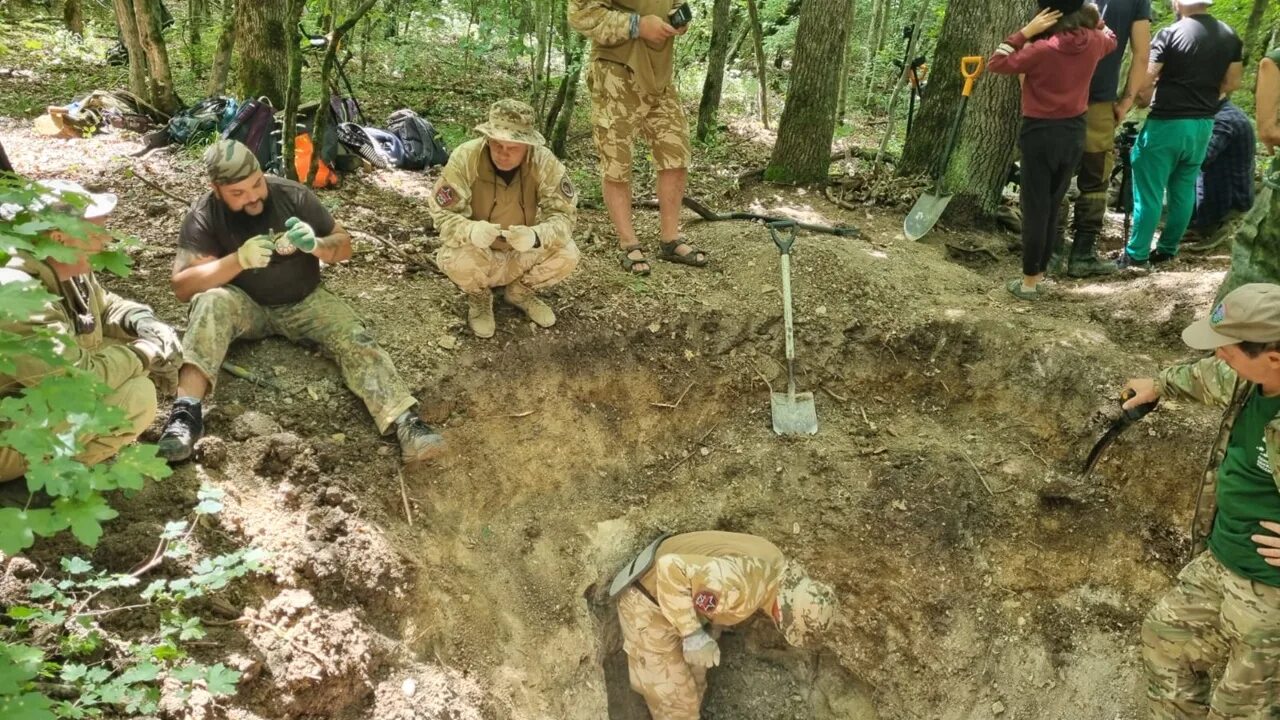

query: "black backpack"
xmin=386 ymin=109 xmax=449 ymax=170
xmin=164 ymin=96 xmax=238 ymax=146
xmin=222 ymin=98 xmax=281 ymax=175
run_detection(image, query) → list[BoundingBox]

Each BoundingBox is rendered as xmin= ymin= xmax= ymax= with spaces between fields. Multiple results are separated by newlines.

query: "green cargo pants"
xmin=1125 ymin=117 xmax=1214 ymax=261
xmin=182 ymin=284 xmax=416 ymax=434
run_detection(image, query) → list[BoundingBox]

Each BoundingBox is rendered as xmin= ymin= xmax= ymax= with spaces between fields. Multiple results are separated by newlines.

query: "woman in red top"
xmin=989 ymin=1 xmax=1116 ymax=300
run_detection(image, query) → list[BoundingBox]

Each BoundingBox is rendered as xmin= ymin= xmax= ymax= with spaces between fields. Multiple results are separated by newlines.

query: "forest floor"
xmin=0 ymin=36 xmax=1240 ymax=720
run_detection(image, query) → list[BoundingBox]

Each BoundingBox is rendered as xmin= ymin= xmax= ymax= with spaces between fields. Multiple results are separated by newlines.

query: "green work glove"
xmin=236 ymin=235 xmax=275 ymax=270
xmin=283 ymin=216 xmax=317 ymax=252
xmin=681 ymin=628 xmax=720 ymax=668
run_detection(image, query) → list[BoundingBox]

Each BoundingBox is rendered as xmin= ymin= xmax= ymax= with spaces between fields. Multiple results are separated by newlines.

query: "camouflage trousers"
xmin=1142 ymin=551 xmax=1280 ymax=719
xmin=436 ymin=241 xmax=579 ymax=295
xmin=182 ymin=284 xmax=415 ymax=435
xmin=586 ymin=60 xmax=691 ymax=184
xmin=0 ymin=374 xmax=156 ymax=482
xmin=618 ymin=587 xmax=707 ymax=720
xmin=1215 ymin=159 xmax=1280 ymax=305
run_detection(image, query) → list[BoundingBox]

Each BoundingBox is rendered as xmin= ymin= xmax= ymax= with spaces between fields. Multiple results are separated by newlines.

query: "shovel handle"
xmin=768 ymin=220 xmax=796 ymax=255
xmin=960 ymin=56 xmax=984 ymax=97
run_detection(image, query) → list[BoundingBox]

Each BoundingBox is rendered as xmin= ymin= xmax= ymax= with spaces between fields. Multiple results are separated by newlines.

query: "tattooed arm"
xmin=308 ymin=220 xmax=352 ymax=264
xmin=171 ymin=246 xmax=242 ymax=303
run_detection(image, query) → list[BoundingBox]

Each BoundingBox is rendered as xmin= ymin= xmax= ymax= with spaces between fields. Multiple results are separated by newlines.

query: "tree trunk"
xmin=282 ymin=0 xmax=306 ymax=181
xmin=551 ymin=39 xmax=584 ymax=158
xmin=746 ymin=0 xmax=769 ymax=127
xmin=208 ymin=0 xmax=237 ymax=96
xmin=764 ymin=0 xmax=854 ymax=183
xmin=1243 ymin=0 xmax=1267 ymax=64
xmin=542 ymin=9 xmax=577 ymax=138
xmin=236 ymin=0 xmax=292 ymax=106
xmin=898 ymin=0 xmax=1032 ymax=219
xmin=874 ymin=0 xmax=927 ymax=164
xmin=859 ymin=0 xmax=886 ymax=105
xmin=112 ymin=0 xmax=151 ymax=101
xmin=63 ymin=0 xmax=84 ymax=36
xmin=133 ymin=0 xmax=183 ymax=113
xmin=695 ymin=0 xmax=733 ymax=142
xmin=836 ymin=0 xmax=857 ymax=121
xmin=307 ymin=0 xmax=381 ymax=184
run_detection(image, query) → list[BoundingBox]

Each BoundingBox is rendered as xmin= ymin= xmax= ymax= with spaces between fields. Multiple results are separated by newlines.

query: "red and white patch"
xmin=434 ymin=184 xmax=458 ymax=207
xmin=693 ymin=591 xmax=719 ymax=615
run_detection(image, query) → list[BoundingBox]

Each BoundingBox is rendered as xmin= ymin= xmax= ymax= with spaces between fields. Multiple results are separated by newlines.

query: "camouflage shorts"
xmin=182 ymin=284 xmax=415 ymax=434
xmin=617 ymin=587 xmax=706 ymax=720
xmin=1142 ymin=551 xmax=1280 ymax=719
xmin=1216 ymin=160 xmax=1280 ymax=304
xmin=436 ymin=241 xmax=579 ymax=294
xmin=587 ymin=60 xmax=691 ymax=184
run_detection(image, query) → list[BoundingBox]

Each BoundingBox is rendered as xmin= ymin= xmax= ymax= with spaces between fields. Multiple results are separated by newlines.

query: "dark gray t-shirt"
xmin=1088 ymin=0 xmax=1152 ymax=103
xmin=1150 ymin=15 xmax=1243 ymax=120
xmin=179 ymin=176 xmax=336 ymax=307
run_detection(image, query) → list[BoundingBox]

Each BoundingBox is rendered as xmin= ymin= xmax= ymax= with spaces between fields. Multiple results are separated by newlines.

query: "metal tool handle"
xmin=1119 ymin=388 xmax=1159 ymax=424
xmin=768 ymin=220 xmax=796 ymax=255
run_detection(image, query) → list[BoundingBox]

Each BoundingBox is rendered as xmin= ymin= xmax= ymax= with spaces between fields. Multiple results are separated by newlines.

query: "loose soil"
xmin=0 ymin=109 xmax=1235 ymax=720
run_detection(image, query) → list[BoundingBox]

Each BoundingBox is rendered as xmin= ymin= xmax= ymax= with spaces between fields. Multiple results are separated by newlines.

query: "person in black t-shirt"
xmin=156 ymin=140 xmax=445 ymax=465
xmin=1118 ymin=0 xmax=1243 ymax=271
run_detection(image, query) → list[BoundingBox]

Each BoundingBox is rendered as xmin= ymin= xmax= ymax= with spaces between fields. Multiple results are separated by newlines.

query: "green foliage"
xmin=0 ymin=175 xmax=171 ymax=557
xmin=0 ymin=494 xmax=268 ymax=719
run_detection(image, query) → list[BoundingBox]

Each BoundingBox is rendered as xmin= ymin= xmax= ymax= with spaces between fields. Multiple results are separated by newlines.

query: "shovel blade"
xmin=904 ymin=191 xmax=953 ymax=241
xmin=771 ymin=391 xmax=818 ymax=436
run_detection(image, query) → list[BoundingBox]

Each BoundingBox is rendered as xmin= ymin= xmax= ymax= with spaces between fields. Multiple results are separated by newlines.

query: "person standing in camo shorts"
xmin=569 ymin=0 xmax=709 ymax=277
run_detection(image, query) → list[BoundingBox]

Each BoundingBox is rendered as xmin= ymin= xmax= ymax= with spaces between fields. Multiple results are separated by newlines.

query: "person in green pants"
xmin=1213 ymin=48 xmax=1280 ymax=303
xmin=1117 ymin=0 xmax=1242 ymax=271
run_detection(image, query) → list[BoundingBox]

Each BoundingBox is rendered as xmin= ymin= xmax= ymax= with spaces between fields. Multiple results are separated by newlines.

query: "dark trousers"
xmin=1020 ymin=116 xmax=1086 ymax=276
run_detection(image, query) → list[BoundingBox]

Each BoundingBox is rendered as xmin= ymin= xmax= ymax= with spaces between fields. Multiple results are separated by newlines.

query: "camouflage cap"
xmin=203 ymin=139 xmax=261 ymax=185
xmin=1183 ymin=283 xmax=1280 ymax=349
xmin=776 ymin=562 xmax=837 ymax=647
xmin=474 ymin=99 xmax=545 ymax=147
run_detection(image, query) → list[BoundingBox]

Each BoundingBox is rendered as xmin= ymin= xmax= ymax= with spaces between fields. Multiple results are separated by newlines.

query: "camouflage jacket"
xmin=1156 ymin=356 xmax=1280 ymax=553
xmin=568 ymin=0 xmax=678 ymax=95
xmin=427 ymin=138 xmax=576 ymax=251
xmin=638 ymin=531 xmax=787 ymax=638
xmin=0 ymin=252 xmax=150 ymax=397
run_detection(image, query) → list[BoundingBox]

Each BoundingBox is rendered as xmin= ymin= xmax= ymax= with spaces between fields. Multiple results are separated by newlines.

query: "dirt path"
xmin=1 ymin=121 xmax=1237 ymax=719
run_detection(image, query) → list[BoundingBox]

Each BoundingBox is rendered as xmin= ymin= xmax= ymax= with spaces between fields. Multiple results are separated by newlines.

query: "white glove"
xmin=681 ymin=628 xmax=720 ymax=668
xmin=505 ymin=225 xmax=538 ymax=252
xmin=469 ymin=221 xmax=503 ymax=249
xmin=236 ymin=235 xmax=275 ymax=269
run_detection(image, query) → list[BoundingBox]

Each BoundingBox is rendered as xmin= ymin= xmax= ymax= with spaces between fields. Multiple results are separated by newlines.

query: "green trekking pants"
xmin=1125 ymin=117 xmax=1214 ymax=261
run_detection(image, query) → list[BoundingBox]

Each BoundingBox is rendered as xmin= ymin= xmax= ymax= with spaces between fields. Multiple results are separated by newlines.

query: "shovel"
xmin=904 ymin=55 xmax=985 ymax=242
xmin=1080 ymin=389 xmax=1158 ymax=482
xmin=768 ymin=221 xmax=818 ymax=436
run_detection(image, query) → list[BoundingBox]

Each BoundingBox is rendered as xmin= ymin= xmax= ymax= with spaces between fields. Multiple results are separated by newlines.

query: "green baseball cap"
xmin=1182 ymin=283 xmax=1280 ymax=349
xmin=474 ymin=99 xmax=545 ymax=147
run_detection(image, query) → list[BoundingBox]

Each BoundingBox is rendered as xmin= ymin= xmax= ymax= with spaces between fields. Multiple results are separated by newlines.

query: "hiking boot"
xmin=158 ymin=398 xmax=202 ymax=463
xmin=1114 ymin=252 xmax=1150 ymax=273
xmin=467 ymin=290 xmax=495 ymax=338
xmin=1047 ymin=253 xmax=1067 ymax=277
xmin=395 ymin=411 xmax=445 ymax=463
xmin=503 ymin=283 xmax=556 ymax=328
xmin=1149 ymin=250 xmax=1176 ymax=265
xmin=1067 ymin=255 xmax=1117 ymax=278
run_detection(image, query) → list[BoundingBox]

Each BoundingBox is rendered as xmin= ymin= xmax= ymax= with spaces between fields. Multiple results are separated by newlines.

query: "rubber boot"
xmin=503 ymin=282 xmax=555 ymax=328
xmin=467 ymin=290 xmax=495 ymax=339
xmin=1067 ymin=231 xmax=1117 ymax=278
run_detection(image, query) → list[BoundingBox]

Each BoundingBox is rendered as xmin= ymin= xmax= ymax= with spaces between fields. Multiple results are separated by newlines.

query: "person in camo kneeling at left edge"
xmin=156 ymin=140 xmax=445 ymax=465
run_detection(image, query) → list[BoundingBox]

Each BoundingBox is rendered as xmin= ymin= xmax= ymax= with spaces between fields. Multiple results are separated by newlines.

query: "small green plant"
xmin=0 ymin=488 xmax=268 ymax=720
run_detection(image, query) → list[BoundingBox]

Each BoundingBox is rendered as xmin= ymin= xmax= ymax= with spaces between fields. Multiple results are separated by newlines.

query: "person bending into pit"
xmin=988 ymin=0 xmax=1116 ymax=301
xmin=156 ymin=140 xmax=444 ymax=465
xmin=610 ymin=531 xmax=836 ymax=720
xmin=428 ymin=99 xmax=579 ymax=339
xmin=1121 ymin=283 xmax=1280 ymax=718
xmin=1 ymin=181 xmax=181 ymax=481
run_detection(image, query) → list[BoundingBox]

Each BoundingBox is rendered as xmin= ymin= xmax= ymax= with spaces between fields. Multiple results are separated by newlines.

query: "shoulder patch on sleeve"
xmin=694 ymin=590 xmax=718 ymax=615
xmin=435 ymin=184 xmax=458 ymax=208
xmin=559 ymin=176 xmax=576 ymax=199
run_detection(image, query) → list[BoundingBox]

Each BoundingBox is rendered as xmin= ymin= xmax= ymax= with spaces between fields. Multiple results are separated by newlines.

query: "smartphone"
xmin=669 ymin=4 xmax=692 ymax=28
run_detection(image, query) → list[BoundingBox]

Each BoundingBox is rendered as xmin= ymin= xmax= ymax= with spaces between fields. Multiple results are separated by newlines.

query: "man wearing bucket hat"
xmin=1 ymin=180 xmax=181 ymax=481
xmin=609 ymin=531 xmax=836 ymax=719
xmin=1121 ymin=283 xmax=1280 ymax=717
xmin=157 ymin=139 xmax=445 ymax=465
xmin=569 ymin=0 xmax=708 ymax=276
xmin=428 ymin=99 xmax=579 ymax=338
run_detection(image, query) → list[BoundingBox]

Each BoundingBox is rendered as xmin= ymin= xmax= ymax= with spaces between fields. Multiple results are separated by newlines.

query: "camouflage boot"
xmin=504 ymin=282 xmax=555 ymax=328
xmin=467 ymin=289 xmax=495 ymax=339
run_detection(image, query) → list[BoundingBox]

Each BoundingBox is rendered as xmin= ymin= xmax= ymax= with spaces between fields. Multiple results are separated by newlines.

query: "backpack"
xmin=336 ymin=122 xmax=399 ymax=169
xmin=386 ymin=109 xmax=449 ymax=169
xmin=293 ymin=132 xmax=338 ymax=189
xmin=165 ymin=96 xmax=238 ymax=146
xmin=222 ymin=97 xmax=281 ymax=175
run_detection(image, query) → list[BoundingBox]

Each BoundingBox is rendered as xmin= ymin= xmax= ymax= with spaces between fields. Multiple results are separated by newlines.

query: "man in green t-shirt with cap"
xmin=1121 ymin=282 xmax=1280 ymax=718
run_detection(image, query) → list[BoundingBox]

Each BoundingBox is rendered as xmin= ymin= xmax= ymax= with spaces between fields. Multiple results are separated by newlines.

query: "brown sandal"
xmin=619 ymin=245 xmax=651 ymax=276
xmin=658 ymin=238 xmax=709 ymax=267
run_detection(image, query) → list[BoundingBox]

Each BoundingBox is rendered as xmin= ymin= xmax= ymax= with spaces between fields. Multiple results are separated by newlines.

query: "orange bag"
xmin=294 ymin=132 xmax=338 ymax=188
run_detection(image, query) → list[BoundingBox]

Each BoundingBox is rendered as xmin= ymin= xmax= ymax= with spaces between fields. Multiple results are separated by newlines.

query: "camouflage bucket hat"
xmin=203 ymin=139 xmax=262 ymax=185
xmin=777 ymin=562 xmax=837 ymax=647
xmin=475 ymin=99 xmax=545 ymax=147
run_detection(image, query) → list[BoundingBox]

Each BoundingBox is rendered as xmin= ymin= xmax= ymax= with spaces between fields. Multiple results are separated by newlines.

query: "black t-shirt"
xmin=179 ymin=176 xmax=336 ymax=306
xmin=1089 ymin=0 xmax=1152 ymax=103
xmin=1150 ymin=15 xmax=1243 ymax=120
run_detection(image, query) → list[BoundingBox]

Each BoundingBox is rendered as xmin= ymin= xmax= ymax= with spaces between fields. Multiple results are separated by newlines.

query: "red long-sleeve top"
xmin=988 ymin=25 xmax=1118 ymax=119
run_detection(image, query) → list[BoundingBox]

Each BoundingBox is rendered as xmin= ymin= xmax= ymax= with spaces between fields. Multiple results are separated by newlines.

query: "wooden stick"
xmin=961 ymin=449 xmax=996 ymax=496
xmin=821 ymin=386 xmax=848 ymax=403
xmin=668 ymin=423 xmax=721 ymax=473
xmin=130 ymin=167 xmax=191 ymax=206
xmin=398 ymin=472 xmax=414 ymax=526
xmin=651 ymin=381 xmax=694 ymax=409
